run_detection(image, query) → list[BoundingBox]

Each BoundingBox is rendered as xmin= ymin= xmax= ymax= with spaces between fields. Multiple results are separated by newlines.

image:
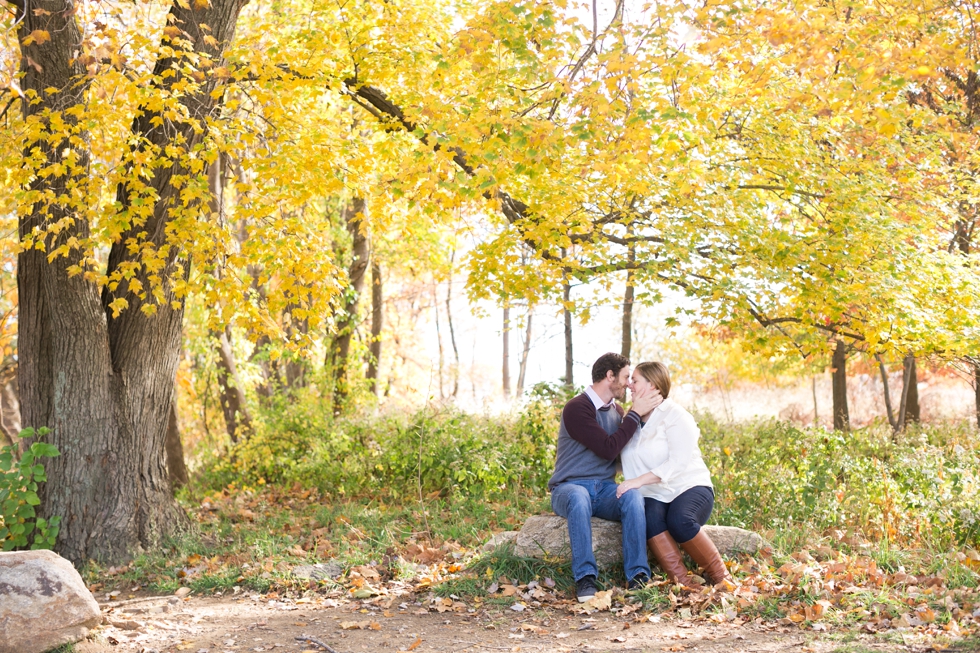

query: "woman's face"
xmin=630 ymin=372 xmax=657 ymax=396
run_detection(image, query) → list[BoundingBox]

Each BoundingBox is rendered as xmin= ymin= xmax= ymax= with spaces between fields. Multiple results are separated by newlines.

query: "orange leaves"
xmin=23 ymin=30 xmax=51 ymax=46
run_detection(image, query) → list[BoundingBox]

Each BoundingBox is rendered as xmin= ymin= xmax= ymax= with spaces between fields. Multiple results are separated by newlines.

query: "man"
xmin=548 ymin=352 xmax=662 ymax=602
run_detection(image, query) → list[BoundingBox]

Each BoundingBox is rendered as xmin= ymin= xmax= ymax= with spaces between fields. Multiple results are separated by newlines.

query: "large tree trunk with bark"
xmin=831 ymin=340 xmax=850 ymax=432
xmin=16 ymin=0 xmax=246 ymax=565
xmin=331 ymin=198 xmax=369 ymax=415
xmin=366 ymin=262 xmax=383 ymax=397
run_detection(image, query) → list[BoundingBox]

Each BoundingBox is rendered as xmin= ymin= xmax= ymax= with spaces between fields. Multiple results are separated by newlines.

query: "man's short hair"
xmin=592 ymin=352 xmax=630 ymax=383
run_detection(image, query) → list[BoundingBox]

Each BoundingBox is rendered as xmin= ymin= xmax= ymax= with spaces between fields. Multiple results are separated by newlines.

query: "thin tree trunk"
xmin=165 ymin=397 xmax=189 ymax=492
xmin=516 ymin=310 xmax=533 ymax=397
xmin=832 ymin=340 xmax=850 ymax=432
xmin=433 ymin=280 xmax=445 ymax=399
xmin=903 ymin=355 xmax=920 ymax=425
xmin=563 ymin=255 xmax=573 ymax=390
xmin=621 ymin=233 xmax=635 ymax=359
xmin=18 ymin=0 xmax=246 ymax=564
xmin=446 ymin=268 xmax=460 ymax=399
xmin=331 ymin=198 xmax=369 ymax=415
xmin=502 ymin=303 xmax=511 ymax=399
xmin=876 ymin=354 xmax=898 ymax=430
xmin=366 ymin=261 xmax=383 ymax=397
xmin=811 ymin=376 xmax=818 ymax=427
xmin=974 ymin=361 xmax=980 ymax=430
xmin=215 ymin=326 xmax=252 ymax=442
xmin=897 ymin=354 xmax=915 ymax=433
xmin=0 ymin=366 xmax=20 ymax=448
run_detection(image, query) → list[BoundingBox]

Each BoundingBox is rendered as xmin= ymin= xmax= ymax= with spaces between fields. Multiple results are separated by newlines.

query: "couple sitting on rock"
xmin=548 ymin=352 xmax=732 ymax=602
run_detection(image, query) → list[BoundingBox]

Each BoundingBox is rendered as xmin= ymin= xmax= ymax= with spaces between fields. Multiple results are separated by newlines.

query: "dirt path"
xmin=74 ymin=592 xmax=918 ymax=653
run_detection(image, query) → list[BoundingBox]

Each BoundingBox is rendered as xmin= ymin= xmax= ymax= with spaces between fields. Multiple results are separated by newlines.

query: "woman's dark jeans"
xmin=644 ymin=486 xmax=714 ymax=543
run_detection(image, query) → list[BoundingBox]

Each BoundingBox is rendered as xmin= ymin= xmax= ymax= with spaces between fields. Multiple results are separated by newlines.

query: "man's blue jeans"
xmin=551 ymin=479 xmax=651 ymax=583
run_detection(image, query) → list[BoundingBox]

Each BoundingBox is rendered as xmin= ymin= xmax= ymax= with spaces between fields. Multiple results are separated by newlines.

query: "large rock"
xmin=511 ymin=514 xmax=768 ymax=568
xmin=0 ymin=550 xmax=102 ymax=653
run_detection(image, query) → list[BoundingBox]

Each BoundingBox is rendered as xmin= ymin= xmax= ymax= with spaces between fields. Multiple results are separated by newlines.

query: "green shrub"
xmin=201 ymin=397 xmax=558 ymax=501
xmin=701 ymin=417 xmax=980 ymax=548
xmin=0 ymin=428 xmax=62 ymax=550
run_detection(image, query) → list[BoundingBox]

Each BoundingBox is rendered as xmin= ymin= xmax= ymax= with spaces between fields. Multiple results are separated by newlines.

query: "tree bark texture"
xmin=165 ymin=398 xmax=189 ymax=492
xmin=831 ymin=340 xmax=849 ymax=432
xmin=332 ymin=198 xmax=369 ymax=415
xmin=366 ymin=262 xmax=383 ymax=397
xmin=16 ymin=0 xmax=247 ymax=564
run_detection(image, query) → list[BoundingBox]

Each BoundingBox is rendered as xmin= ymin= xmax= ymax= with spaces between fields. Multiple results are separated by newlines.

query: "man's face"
xmin=608 ymin=366 xmax=631 ymax=401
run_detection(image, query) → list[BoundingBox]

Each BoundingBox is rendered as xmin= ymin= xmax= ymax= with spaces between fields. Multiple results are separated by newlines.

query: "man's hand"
xmin=629 ymin=385 xmax=663 ymax=418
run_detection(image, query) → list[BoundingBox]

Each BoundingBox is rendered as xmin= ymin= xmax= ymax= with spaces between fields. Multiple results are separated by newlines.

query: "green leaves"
xmin=0 ymin=428 xmax=62 ymax=551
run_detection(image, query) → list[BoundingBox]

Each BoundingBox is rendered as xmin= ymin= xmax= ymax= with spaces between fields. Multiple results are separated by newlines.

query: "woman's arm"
xmin=647 ymin=411 xmax=700 ymax=485
xmin=616 ymin=471 xmax=662 ymax=498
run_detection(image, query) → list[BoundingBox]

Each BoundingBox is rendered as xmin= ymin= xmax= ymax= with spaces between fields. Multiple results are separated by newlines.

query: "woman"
xmin=616 ymin=362 xmax=731 ymax=587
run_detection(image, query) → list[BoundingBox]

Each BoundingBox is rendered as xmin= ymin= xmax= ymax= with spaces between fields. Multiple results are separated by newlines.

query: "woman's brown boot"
xmin=679 ymin=530 xmax=732 ymax=586
xmin=647 ymin=532 xmax=697 ymax=587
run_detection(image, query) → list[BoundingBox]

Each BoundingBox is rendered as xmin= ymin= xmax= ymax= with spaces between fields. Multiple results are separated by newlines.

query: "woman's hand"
xmin=616 ymin=472 xmax=661 ymax=498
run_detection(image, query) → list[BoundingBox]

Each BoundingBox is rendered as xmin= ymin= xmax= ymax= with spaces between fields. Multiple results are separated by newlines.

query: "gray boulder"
xmin=0 ymin=549 xmax=102 ymax=653
xmin=510 ymin=514 xmax=767 ymax=568
xmin=291 ymin=561 xmax=344 ymax=581
xmin=481 ymin=531 xmax=518 ymax=552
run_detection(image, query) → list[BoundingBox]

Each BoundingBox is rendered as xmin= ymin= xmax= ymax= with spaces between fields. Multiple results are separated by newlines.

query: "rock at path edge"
xmin=0 ymin=549 xmax=102 ymax=653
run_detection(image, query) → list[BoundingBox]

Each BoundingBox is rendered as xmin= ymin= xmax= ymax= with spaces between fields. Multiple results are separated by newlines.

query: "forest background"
xmin=2 ymin=0 xmax=980 ymax=634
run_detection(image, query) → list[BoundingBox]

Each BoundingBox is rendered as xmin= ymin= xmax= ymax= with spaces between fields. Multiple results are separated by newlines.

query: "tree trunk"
xmin=516 ymin=310 xmax=533 ymax=397
xmin=831 ymin=340 xmax=849 ymax=432
xmin=366 ymin=261 xmax=383 ymax=397
xmin=0 ymin=366 xmax=21 ymax=448
xmin=165 ymin=397 xmax=189 ymax=492
xmin=975 ymin=361 xmax=980 ymax=430
xmin=446 ymin=267 xmax=460 ymax=399
xmin=502 ymin=304 xmax=511 ymax=399
xmin=215 ymin=326 xmax=252 ymax=442
xmin=17 ymin=0 xmax=246 ymax=564
xmin=331 ymin=198 xmax=369 ymax=415
xmin=901 ymin=355 xmax=920 ymax=426
xmin=621 ymin=235 xmax=635 ymax=359
xmin=433 ymin=280 xmax=445 ymax=399
xmin=897 ymin=354 xmax=914 ymax=433
xmin=283 ymin=310 xmax=309 ymax=390
xmin=811 ymin=376 xmax=818 ymax=427
xmin=876 ymin=354 xmax=898 ymax=430
xmin=562 ymin=254 xmax=573 ymax=390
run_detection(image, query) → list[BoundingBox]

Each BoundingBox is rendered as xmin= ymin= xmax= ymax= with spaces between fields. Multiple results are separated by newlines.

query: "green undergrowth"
xmin=92 ymin=403 xmax=979 ymax=601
